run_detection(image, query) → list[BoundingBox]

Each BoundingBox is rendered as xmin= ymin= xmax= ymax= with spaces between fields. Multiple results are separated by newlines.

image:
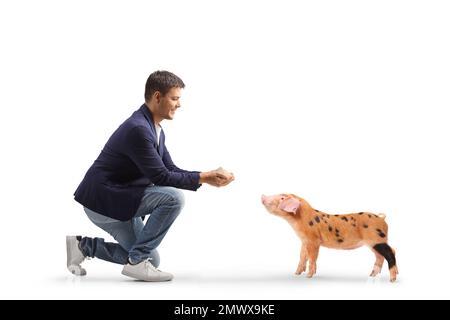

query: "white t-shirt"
xmin=155 ymin=124 xmax=161 ymax=146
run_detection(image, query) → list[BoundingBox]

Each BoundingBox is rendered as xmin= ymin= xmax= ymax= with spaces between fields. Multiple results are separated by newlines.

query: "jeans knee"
xmin=169 ymin=188 xmax=185 ymax=210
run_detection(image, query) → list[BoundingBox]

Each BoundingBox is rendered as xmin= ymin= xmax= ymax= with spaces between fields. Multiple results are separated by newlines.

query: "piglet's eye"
xmin=280 ymin=197 xmax=285 ymax=200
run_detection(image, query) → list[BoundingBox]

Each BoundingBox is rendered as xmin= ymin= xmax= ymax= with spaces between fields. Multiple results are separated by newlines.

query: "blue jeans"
xmin=79 ymin=185 xmax=185 ymax=266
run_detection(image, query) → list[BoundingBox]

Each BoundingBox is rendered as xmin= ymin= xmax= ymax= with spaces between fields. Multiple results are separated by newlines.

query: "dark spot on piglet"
xmin=363 ymin=224 xmax=368 ymax=228
xmin=315 ymin=216 xmax=320 ymax=223
xmin=341 ymin=217 xmax=348 ymax=222
xmin=328 ymin=226 xmax=333 ymax=232
xmin=309 ymin=221 xmax=314 ymax=226
xmin=373 ymin=243 xmax=396 ymax=269
xmin=377 ymin=229 xmax=386 ymax=238
xmin=337 ymin=239 xmax=344 ymax=243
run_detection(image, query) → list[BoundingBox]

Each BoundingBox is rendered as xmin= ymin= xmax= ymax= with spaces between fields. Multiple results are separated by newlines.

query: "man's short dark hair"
xmin=144 ymin=70 xmax=185 ymax=101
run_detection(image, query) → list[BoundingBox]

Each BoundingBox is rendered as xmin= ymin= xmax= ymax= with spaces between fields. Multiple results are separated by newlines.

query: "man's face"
xmin=156 ymin=87 xmax=181 ymax=121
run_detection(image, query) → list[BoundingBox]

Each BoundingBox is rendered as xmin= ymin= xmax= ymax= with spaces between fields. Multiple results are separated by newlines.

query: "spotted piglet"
xmin=261 ymin=193 xmax=398 ymax=282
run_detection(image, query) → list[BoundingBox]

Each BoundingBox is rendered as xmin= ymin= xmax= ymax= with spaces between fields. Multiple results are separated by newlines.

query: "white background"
xmin=1 ymin=0 xmax=449 ymax=299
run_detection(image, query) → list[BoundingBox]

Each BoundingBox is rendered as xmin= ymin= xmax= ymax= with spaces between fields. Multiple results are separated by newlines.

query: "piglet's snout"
xmin=261 ymin=195 xmax=268 ymax=205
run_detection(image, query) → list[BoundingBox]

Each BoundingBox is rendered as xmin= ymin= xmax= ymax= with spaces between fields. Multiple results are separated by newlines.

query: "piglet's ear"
xmin=278 ymin=197 xmax=301 ymax=214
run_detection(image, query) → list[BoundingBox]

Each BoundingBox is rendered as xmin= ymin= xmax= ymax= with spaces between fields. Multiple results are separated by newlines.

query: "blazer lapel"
xmin=140 ymin=104 xmax=162 ymax=155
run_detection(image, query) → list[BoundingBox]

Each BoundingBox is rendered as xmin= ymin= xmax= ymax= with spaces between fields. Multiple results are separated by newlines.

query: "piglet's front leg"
xmin=295 ymin=244 xmax=308 ymax=275
xmin=306 ymin=243 xmax=320 ymax=278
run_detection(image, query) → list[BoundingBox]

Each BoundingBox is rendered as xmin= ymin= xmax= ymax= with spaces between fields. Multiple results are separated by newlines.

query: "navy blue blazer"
xmin=74 ymin=104 xmax=201 ymax=221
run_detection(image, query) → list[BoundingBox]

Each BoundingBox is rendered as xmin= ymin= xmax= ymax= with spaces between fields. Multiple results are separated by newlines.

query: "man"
xmin=68 ymin=70 xmax=234 ymax=282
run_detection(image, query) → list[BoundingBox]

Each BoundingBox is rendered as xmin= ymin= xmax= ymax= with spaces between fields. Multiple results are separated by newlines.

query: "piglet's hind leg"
xmin=370 ymin=250 xmax=384 ymax=277
xmin=373 ymin=243 xmax=397 ymax=282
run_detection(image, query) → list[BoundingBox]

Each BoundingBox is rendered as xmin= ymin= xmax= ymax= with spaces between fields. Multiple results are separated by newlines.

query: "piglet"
xmin=261 ymin=193 xmax=398 ymax=282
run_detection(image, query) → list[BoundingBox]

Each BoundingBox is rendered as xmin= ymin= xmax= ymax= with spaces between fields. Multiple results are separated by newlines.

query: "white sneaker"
xmin=121 ymin=259 xmax=173 ymax=282
xmin=66 ymin=236 xmax=87 ymax=276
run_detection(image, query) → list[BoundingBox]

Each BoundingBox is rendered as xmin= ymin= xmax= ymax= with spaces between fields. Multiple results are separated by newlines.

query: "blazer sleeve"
xmin=126 ymin=126 xmax=201 ymax=191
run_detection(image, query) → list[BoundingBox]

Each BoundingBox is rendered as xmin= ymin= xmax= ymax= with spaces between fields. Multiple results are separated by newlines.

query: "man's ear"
xmin=278 ymin=197 xmax=301 ymax=214
xmin=153 ymin=91 xmax=162 ymax=103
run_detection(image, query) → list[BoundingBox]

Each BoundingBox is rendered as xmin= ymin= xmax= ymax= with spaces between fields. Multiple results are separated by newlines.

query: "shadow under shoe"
xmin=122 ymin=259 xmax=173 ymax=282
xmin=66 ymin=236 xmax=87 ymax=276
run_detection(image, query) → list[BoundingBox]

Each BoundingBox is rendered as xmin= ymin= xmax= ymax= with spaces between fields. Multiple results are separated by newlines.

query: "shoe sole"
xmin=68 ymin=264 xmax=87 ymax=276
xmin=121 ymin=268 xmax=172 ymax=282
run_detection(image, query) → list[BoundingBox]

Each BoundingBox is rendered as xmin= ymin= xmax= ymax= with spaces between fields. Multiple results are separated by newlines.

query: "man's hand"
xmin=200 ymin=167 xmax=235 ymax=187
